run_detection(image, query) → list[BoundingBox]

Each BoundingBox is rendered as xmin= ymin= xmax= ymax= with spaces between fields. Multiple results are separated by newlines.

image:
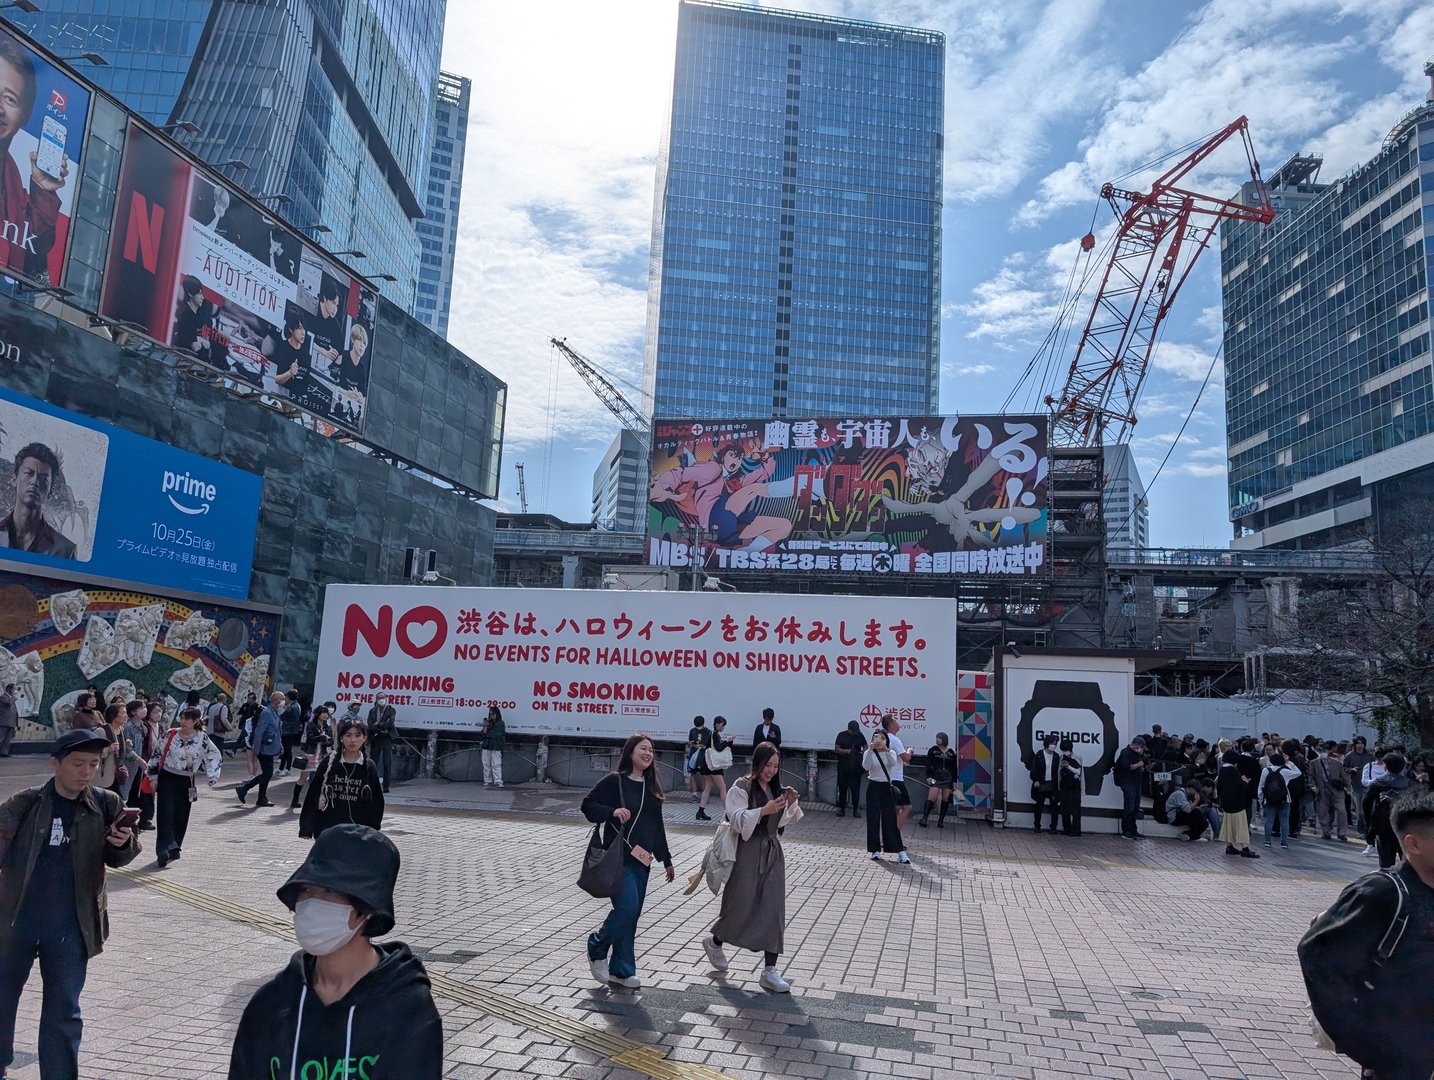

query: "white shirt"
xmin=1362 ymin=761 xmax=1387 ymax=787
xmin=885 ymin=732 xmax=907 ymax=780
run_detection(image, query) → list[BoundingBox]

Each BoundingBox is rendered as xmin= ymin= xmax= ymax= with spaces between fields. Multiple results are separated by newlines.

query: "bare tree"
xmin=1263 ymin=510 xmax=1434 ymax=747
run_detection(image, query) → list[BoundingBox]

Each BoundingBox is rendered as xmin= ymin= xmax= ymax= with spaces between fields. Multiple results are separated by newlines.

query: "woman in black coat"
xmin=1216 ymin=750 xmax=1259 ymax=858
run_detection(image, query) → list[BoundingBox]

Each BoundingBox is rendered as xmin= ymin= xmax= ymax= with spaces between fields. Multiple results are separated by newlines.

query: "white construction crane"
xmin=514 ymin=461 xmax=529 ymax=514
xmin=548 ymin=337 xmax=650 ymax=448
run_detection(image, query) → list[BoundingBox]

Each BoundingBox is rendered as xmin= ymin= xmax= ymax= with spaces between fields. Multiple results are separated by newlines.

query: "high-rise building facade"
xmin=1221 ymin=67 xmax=1434 ymax=550
xmin=416 ymin=70 xmax=469 ymax=338
xmin=591 ymin=430 xmax=647 ymax=532
xmin=1103 ymin=443 xmax=1149 ymax=552
xmin=11 ymin=0 xmax=446 ymax=316
xmin=643 ymin=0 xmax=944 ymax=420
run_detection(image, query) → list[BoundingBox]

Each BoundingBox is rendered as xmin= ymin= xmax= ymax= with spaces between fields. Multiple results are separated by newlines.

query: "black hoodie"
xmin=228 ymin=940 xmax=442 ymax=1079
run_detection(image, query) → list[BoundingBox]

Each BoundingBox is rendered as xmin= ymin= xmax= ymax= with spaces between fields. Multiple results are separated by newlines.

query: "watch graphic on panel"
xmin=1015 ymin=680 xmax=1120 ymax=796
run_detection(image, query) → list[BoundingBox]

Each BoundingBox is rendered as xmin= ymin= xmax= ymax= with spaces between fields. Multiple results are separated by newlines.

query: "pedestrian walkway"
xmin=0 ymin=756 xmax=1363 ymax=1078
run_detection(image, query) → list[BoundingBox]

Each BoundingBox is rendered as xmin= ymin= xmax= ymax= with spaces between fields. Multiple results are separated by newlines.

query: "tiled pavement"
xmin=0 ymin=756 xmax=1365 ymax=1079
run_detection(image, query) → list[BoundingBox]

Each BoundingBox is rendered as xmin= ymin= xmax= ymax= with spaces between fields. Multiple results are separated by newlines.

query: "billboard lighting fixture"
xmin=296 ymin=223 xmax=330 ymax=234
xmin=371 ymin=273 xmax=397 ymax=282
xmin=160 ymin=121 xmax=202 ymax=136
xmin=221 ymin=159 xmax=249 ymax=171
xmin=256 ymin=193 xmax=291 ymax=205
xmin=58 ymin=52 xmax=108 ymax=66
xmin=331 ymin=249 xmax=366 ymax=259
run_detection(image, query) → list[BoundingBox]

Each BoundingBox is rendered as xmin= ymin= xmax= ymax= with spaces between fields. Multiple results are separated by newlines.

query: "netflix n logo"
xmin=122 ymin=192 xmax=165 ymax=273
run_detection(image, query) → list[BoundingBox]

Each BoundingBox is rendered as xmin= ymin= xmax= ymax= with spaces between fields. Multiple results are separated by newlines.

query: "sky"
xmin=440 ymin=0 xmax=1434 ymax=548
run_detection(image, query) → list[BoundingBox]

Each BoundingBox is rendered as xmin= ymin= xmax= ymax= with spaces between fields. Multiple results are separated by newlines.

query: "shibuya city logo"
xmin=162 ymin=469 xmax=217 ymax=515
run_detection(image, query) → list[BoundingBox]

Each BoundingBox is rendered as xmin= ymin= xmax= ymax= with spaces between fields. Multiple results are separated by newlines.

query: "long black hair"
xmin=746 ymin=741 xmax=781 ymax=805
xmin=616 ymin=733 xmax=664 ymax=801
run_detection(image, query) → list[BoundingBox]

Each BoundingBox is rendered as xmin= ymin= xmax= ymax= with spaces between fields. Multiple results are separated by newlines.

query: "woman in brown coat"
xmin=700 ymin=741 xmax=803 ymax=992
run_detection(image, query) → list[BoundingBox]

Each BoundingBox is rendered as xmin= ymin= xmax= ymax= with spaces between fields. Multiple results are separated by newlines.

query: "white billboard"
xmin=314 ymin=585 xmax=957 ymax=750
xmin=1001 ymin=653 xmax=1136 ymax=829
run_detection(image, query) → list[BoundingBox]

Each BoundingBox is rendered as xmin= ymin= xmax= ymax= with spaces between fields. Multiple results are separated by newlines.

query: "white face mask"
xmin=293 ymin=897 xmax=361 ymax=956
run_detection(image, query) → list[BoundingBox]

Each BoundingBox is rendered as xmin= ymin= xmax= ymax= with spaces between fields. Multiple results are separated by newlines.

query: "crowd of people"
xmin=2 ymin=695 xmax=1432 ymax=1079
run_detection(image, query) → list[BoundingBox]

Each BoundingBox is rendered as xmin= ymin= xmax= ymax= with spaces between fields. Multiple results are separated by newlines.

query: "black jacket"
xmin=753 ymin=722 xmax=782 ymax=750
xmin=926 ymin=745 xmax=956 ymax=783
xmin=1027 ymin=748 xmax=1060 ymax=787
xmin=1299 ymin=863 xmax=1434 ymax=1078
xmin=1216 ymin=762 xmax=1249 ymax=814
xmin=582 ymin=773 xmax=671 ymax=867
xmin=1112 ymin=747 xmax=1145 ymax=789
xmin=299 ymin=753 xmax=385 ymax=839
xmin=228 ymin=941 xmax=442 ymax=1079
xmin=1363 ymin=772 xmax=1414 ymax=830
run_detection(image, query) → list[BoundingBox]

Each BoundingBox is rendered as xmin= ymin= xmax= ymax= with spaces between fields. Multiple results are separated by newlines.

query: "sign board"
xmin=0 ymin=25 xmax=92 ymax=289
xmin=646 ymin=415 xmax=1048 ymax=577
xmin=1000 ymin=653 xmax=1136 ymax=829
xmin=99 ymin=123 xmax=376 ymax=433
xmin=314 ymin=585 xmax=957 ymax=750
xmin=0 ymin=385 xmax=262 ymax=599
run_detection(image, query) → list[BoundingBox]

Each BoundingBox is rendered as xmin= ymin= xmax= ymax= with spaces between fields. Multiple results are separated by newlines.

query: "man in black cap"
xmin=0 ymin=728 xmax=140 ymax=1079
xmin=229 ymin=824 xmax=443 ymax=1079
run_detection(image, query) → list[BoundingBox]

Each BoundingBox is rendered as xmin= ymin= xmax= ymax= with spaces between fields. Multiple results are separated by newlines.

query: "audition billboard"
xmin=313 ymin=585 xmax=957 ymax=749
xmin=0 ymin=384 xmax=262 ymax=600
xmin=646 ymin=415 xmax=1049 ymax=576
xmin=0 ymin=25 xmax=92 ymax=287
xmin=98 ymin=123 xmax=376 ymax=433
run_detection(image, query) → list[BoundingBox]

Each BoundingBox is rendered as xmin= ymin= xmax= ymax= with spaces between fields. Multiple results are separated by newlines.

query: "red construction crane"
xmin=1046 ymin=116 xmax=1274 ymax=446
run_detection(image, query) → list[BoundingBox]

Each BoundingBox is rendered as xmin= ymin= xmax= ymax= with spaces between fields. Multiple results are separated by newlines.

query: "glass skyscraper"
xmin=643 ymin=0 xmax=944 ymax=420
xmin=1221 ymin=67 xmax=1434 ymax=549
xmin=10 ymin=0 xmax=446 ymax=317
xmin=415 ymin=70 xmax=469 ymax=338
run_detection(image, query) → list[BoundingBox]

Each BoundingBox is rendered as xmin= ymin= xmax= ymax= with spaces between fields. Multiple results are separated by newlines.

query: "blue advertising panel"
xmin=0 ymin=385 xmax=260 ymax=599
xmin=0 ymin=25 xmax=93 ymax=287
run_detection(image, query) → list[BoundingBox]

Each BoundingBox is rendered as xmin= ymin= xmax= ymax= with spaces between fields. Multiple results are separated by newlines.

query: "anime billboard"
xmin=646 ymin=415 xmax=1048 ymax=576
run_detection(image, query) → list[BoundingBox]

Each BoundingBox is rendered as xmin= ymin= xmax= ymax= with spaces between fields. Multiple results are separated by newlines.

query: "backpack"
xmin=1263 ymin=768 xmax=1288 ymax=807
xmin=1370 ymin=784 xmax=1401 ymax=834
xmin=1300 ymin=869 xmax=1411 ymax=1068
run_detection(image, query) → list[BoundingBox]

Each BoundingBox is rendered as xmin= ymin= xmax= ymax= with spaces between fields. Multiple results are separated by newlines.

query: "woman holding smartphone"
xmin=864 ymin=730 xmax=907 ymax=863
xmin=701 ymin=740 xmax=802 ymax=992
xmin=580 ymin=734 xmax=674 ymax=989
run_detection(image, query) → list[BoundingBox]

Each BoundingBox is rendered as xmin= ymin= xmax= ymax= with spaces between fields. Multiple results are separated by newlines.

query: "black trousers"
xmin=1032 ymin=787 xmax=1059 ymax=831
xmin=279 ymin=733 xmax=297 ymax=770
xmin=155 ymin=770 xmax=193 ymax=857
xmin=1171 ymin=809 xmax=1208 ymax=840
xmin=836 ymin=770 xmax=862 ymax=812
xmin=1059 ymin=787 xmax=1082 ymax=835
xmin=371 ymin=738 xmax=393 ymax=791
xmin=865 ymin=781 xmax=903 ymax=853
xmin=239 ymin=754 xmax=275 ymax=804
xmin=1120 ymin=781 xmax=1142 ymax=836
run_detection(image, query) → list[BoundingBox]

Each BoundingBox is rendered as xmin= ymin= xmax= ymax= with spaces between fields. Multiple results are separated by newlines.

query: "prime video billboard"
xmin=0 ymin=385 xmax=262 ymax=599
xmin=646 ymin=415 xmax=1049 ymax=576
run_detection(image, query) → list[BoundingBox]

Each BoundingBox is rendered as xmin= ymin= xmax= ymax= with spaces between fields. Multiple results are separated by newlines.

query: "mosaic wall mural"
xmin=956 ymin=670 xmax=994 ymax=812
xmin=0 ymin=569 xmax=278 ymax=742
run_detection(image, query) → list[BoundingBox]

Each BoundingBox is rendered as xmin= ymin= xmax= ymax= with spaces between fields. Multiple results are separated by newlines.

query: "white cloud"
xmin=952 ymin=362 xmax=997 ymax=376
xmin=1151 ymin=341 xmax=1221 ymax=383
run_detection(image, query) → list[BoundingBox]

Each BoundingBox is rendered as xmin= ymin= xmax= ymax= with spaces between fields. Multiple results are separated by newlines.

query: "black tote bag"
xmin=576 ymin=780 xmax=644 ymax=898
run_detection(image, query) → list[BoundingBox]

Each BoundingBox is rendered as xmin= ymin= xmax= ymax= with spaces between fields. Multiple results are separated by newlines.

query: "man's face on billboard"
xmin=289 ymin=324 xmax=305 ymax=346
xmin=320 ymin=295 xmax=339 ymax=319
xmin=16 ymin=455 xmax=52 ymax=509
xmin=0 ymin=59 xmax=29 ymax=142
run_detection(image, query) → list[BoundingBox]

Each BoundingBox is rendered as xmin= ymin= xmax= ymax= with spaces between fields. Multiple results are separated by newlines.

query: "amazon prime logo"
xmin=162 ymin=470 xmax=216 ymax=515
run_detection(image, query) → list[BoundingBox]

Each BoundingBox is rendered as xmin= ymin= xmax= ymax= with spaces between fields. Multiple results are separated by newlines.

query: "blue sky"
xmin=441 ymin=0 xmax=1434 ymax=547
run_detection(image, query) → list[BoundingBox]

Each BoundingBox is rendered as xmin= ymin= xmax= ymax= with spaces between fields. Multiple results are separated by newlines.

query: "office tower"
xmin=416 ymin=71 xmax=470 ymax=338
xmin=642 ymin=0 xmax=944 ymax=420
xmin=11 ymin=0 xmax=446 ymax=316
xmin=592 ymin=430 xmax=646 ymax=532
xmin=1103 ymin=443 xmax=1148 ymax=552
xmin=1222 ymin=63 xmax=1434 ymax=549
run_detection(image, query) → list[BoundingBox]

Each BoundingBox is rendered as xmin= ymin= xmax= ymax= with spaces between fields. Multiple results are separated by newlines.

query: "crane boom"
xmin=515 ymin=461 xmax=528 ymax=513
xmin=549 ymin=337 xmax=648 ymax=431
xmin=1046 ymin=116 xmax=1274 ymax=446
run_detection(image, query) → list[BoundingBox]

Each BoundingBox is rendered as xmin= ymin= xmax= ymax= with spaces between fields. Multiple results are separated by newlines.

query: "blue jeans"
xmin=1263 ymin=802 xmax=1290 ymax=842
xmin=588 ymin=860 xmax=650 ymax=979
xmin=0 ymin=908 xmax=89 ymax=1079
xmin=1119 ymin=781 xmax=1142 ymax=836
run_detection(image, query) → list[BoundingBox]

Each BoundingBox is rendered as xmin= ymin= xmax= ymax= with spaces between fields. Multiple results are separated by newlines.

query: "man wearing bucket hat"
xmin=0 ymin=728 xmax=140 ymax=1080
xmin=228 ymin=824 xmax=442 ymax=1078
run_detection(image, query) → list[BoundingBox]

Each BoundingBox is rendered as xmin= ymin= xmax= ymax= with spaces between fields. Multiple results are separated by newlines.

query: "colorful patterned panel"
xmin=955 ymin=670 xmax=993 ymax=812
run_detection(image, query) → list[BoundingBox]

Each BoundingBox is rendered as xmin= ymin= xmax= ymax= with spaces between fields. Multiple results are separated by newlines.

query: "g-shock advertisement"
xmin=1002 ymin=655 xmax=1135 ymax=818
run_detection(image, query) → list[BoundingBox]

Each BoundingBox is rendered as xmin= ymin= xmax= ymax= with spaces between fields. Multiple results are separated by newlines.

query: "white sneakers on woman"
xmin=609 ymin=974 xmax=641 ymax=989
xmin=702 ymin=937 xmax=729 ymax=971
xmin=589 ymin=956 xmax=609 ymax=984
xmin=759 ymin=967 xmax=791 ymax=993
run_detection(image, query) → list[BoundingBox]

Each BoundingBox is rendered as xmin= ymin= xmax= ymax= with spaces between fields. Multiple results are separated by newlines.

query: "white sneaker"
xmin=759 ymin=966 xmax=791 ymax=993
xmin=609 ymin=974 xmax=641 ymax=989
xmin=897 ymin=851 xmax=911 ymax=864
xmin=1362 ymin=844 xmax=1376 ymax=857
xmin=1195 ymin=837 xmax=1209 ymax=843
xmin=869 ymin=852 xmax=881 ymax=861
xmin=702 ymin=937 xmax=729 ymax=971
xmin=588 ymin=956 xmax=609 ymax=985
